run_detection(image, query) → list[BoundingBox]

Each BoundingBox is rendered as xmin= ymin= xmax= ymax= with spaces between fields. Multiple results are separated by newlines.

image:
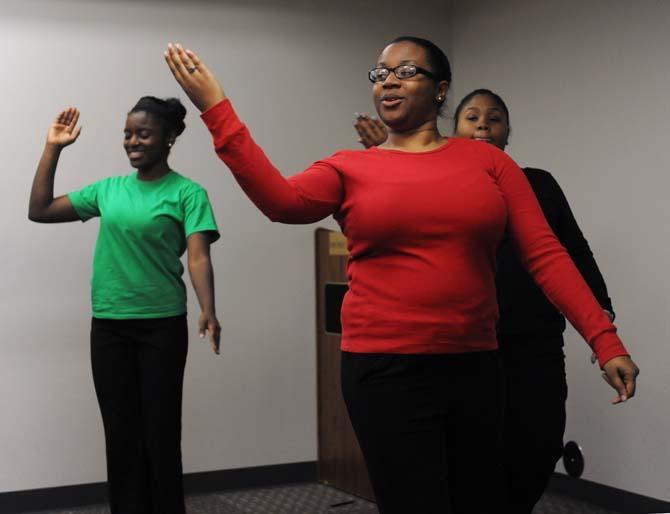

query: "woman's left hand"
xmin=199 ymin=311 xmax=221 ymax=355
xmin=164 ymin=43 xmax=226 ymax=112
xmin=601 ymin=356 xmax=639 ymax=404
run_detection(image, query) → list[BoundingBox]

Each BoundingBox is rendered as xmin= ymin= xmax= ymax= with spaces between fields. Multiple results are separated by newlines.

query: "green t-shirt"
xmin=68 ymin=170 xmax=220 ymax=319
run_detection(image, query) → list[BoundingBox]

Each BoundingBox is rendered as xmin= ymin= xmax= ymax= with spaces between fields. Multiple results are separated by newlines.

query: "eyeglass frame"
xmin=368 ymin=64 xmax=438 ymax=83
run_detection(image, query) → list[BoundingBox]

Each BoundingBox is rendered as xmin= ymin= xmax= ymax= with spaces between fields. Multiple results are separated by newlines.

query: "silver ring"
xmin=187 ymin=66 xmax=197 ymax=74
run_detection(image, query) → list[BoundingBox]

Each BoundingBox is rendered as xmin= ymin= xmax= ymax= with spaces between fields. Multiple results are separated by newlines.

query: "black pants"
xmin=91 ymin=315 xmax=188 ymax=514
xmin=341 ymin=350 xmax=506 ymax=514
xmin=500 ymin=337 xmax=567 ymax=514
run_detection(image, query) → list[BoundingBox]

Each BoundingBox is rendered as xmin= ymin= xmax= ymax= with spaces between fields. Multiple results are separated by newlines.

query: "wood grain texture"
xmin=315 ymin=228 xmax=374 ymax=501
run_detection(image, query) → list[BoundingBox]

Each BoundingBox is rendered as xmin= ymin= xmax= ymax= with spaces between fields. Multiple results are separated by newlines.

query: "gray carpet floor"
xmin=23 ymin=482 xmax=619 ymax=514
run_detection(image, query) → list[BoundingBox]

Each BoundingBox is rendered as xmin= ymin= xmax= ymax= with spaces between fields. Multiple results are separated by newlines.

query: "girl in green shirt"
xmin=29 ymin=97 xmax=220 ymax=514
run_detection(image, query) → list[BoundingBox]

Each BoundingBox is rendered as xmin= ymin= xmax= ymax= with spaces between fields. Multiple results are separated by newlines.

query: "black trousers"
xmin=500 ymin=336 xmax=567 ymax=514
xmin=341 ymin=350 xmax=506 ymax=514
xmin=90 ymin=315 xmax=188 ymax=514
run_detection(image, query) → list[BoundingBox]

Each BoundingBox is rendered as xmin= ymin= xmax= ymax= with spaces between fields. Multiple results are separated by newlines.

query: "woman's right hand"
xmin=164 ymin=44 xmax=226 ymax=113
xmin=47 ymin=107 xmax=82 ymax=148
xmin=354 ymin=113 xmax=388 ymax=148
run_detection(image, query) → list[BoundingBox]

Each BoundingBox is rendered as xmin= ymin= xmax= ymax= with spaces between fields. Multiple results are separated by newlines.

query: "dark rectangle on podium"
xmin=325 ymin=282 xmax=348 ymax=335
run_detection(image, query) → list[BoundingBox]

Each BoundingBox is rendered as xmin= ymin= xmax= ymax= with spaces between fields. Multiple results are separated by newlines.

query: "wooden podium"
xmin=315 ymin=228 xmax=374 ymax=500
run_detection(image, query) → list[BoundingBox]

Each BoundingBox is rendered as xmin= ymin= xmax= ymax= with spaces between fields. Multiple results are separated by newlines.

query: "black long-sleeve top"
xmin=496 ymin=168 xmax=614 ymax=350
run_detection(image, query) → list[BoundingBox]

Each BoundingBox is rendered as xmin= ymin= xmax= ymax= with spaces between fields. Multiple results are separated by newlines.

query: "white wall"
xmin=0 ymin=0 xmax=452 ymax=493
xmin=450 ymin=0 xmax=670 ymax=501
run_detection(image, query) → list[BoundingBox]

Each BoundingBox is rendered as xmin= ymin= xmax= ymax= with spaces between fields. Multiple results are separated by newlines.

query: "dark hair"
xmin=389 ymin=36 xmax=451 ymax=114
xmin=130 ymin=96 xmax=186 ymax=137
xmin=453 ymin=89 xmax=510 ymax=133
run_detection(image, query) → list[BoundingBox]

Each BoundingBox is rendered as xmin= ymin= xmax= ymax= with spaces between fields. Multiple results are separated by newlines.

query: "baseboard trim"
xmin=548 ymin=472 xmax=670 ymax=513
xmin=0 ymin=461 xmax=317 ymax=514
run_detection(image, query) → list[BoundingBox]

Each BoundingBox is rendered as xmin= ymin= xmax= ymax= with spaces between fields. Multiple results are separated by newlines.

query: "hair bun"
xmin=162 ymin=97 xmax=186 ymax=136
xmin=164 ymin=98 xmax=187 ymax=122
xmin=130 ymin=96 xmax=187 ymax=136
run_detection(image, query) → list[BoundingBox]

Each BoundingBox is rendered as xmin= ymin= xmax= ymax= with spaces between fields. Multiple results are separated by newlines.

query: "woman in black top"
xmin=355 ymin=88 xmax=624 ymax=514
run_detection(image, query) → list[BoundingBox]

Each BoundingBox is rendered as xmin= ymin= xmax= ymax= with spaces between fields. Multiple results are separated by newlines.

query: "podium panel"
xmin=315 ymin=228 xmax=373 ymax=500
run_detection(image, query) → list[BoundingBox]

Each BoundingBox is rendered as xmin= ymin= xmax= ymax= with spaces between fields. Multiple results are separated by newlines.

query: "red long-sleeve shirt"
xmin=202 ymin=99 xmax=628 ymax=367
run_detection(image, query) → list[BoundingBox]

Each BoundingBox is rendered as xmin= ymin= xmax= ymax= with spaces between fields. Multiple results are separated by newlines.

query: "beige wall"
xmin=450 ymin=0 xmax=670 ymax=501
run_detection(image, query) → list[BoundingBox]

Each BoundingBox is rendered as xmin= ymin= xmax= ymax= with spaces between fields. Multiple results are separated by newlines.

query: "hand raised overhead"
xmin=47 ymin=107 xmax=82 ymax=148
xmin=164 ymin=43 xmax=226 ymax=113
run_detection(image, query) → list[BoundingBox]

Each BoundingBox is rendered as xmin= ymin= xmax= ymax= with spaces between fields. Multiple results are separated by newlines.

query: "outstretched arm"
xmin=492 ymin=151 xmax=639 ymax=404
xmin=549 ymin=173 xmax=615 ymax=316
xmin=29 ymin=108 xmax=82 ymax=223
xmin=164 ymin=44 xmax=343 ymax=224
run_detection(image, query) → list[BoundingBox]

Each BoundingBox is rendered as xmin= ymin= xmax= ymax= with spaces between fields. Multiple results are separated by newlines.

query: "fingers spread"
xmin=55 ymin=110 xmax=67 ymax=125
xmin=60 ymin=108 xmax=74 ymax=126
xmin=68 ymin=110 xmax=80 ymax=132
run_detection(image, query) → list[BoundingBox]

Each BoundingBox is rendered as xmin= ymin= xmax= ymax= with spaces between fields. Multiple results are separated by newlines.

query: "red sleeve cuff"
xmin=594 ymin=331 xmax=630 ymax=367
xmin=200 ymin=99 xmax=246 ymax=147
xmin=200 ymin=98 xmax=231 ymax=125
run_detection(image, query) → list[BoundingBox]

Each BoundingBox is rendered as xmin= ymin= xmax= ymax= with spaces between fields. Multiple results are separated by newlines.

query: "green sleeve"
xmin=183 ymin=185 xmax=220 ymax=243
xmin=68 ymin=180 xmax=104 ymax=221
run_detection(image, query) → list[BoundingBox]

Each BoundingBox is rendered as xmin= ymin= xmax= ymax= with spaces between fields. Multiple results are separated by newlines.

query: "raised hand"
xmin=354 ymin=113 xmax=388 ymax=148
xmin=601 ymin=355 xmax=639 ymax=404
xmin=164 ymin=43 xmax=226 ymax=113
xmin=47 ymin=108 xmax=82 ymax=148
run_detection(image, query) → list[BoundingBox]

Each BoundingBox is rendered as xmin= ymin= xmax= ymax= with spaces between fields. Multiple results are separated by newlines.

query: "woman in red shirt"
xmin=355 ymin=88 xmax=624 ymax=513
xmin=164 ymin=37 xmax=638 ymax=514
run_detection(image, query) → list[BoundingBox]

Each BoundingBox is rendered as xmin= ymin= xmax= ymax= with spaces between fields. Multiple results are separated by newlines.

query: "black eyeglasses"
xmin=368 ymin=64 xmax=437 ymax=83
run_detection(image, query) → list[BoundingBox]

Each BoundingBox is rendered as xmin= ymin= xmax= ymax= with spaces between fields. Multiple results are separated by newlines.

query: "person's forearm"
xmin=188 ymin=256 xmax=216 ymax=314
xmin=29 ymin=143 xmax=61 ymax=220
xmin=201 ymin=99 xmax=341 ymax=223
xmin=494 ymin=151 xmax=628 ymax=366
xmin=512 ymin=214 xmax=626 ymax=365
xmin=568 ymin=245 xmax=615 ymax=314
